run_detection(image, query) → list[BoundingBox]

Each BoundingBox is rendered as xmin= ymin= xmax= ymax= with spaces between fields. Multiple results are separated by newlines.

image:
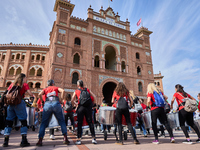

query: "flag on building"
xmin=137 ymin=18 xmax=141 ymax=26
xmin=111 ymin=0 xmax=113 ymax=1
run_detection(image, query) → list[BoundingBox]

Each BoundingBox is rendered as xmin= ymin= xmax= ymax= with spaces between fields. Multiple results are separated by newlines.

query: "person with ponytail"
xmin=3 ymin=73 xmax=34 ymax=147
xmin=171 ymin=84 xmax=200 ymax=144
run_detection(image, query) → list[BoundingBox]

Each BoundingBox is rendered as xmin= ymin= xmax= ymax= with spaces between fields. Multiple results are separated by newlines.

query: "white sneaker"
xmin=92 ymin=139 xmax=97 ymax=144
xmin=75 ymin=140 xmax=81 ymax=145
xmin=50 ymin=135 xmax=55 ymax=140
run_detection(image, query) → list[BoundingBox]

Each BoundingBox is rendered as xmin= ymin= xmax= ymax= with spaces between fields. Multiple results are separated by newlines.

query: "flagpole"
xmin=108 ymin=0 xmax=110 ymax=7
xmin=141 ymin=16 xmax=143 ymax=27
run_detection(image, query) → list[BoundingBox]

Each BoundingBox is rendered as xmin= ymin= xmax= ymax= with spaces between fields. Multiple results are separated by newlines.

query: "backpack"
xmin=152 ymin=91 xmax=166 ymax=107
xmin=64 ymin=101 xmax=73 ymax=111
xmin=117 ymin=96 xmax=128 ymax=109
xmin=177 ymin=93 xmax=197 ymax=113
xmin=79 ymin=88 xmax=92 ymax=107
xmin=5 ymin=86 xmax=22 ymax=105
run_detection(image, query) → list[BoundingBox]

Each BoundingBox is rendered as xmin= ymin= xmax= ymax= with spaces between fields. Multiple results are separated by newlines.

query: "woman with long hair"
xmin=111 ymin=82 xmax=139 ymax=145
xmin=3 ymin=73 xmax=34 ymax=147
xmin=171 ymin=84 xmax=200 ymax=144
xmin=147 ymin=83 xmax=174 ymax=144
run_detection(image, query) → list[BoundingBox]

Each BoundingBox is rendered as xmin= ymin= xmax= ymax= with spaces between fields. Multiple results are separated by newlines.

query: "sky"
xmin=0 ymin=0 xmax=200 ymax=108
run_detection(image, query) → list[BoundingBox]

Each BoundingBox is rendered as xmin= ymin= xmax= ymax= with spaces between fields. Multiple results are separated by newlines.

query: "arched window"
xmin=94 ymin=55 xmax=99 ymax=67
xmin=42 ymin=56 xmax=45 ymax=61
xmin=6 ymin=82 xmax=12 ymax=87
xmin=28 ymin=82 xmax=33 ymax=88
xmin=137 ymin=66 xmax=141 ymax=75
xmin=16 ymin=67 xmax=22 ymax=75
xmin=73 ymin=53 xmax=80 ymax=64
xmin=72 ymin=72 xmax=79 ymax=84
xmin=35 ymin=82 xmax=41 ymax=88
xmin=74 ymin=38 xmax=81 ymax=45
xmin=22 ymin=55 xmax=25 ymax=60
xmin=121 ymin=61 xmax=126 ymax=72
xmin=136 ymin=52 xmax=140 ymax=59
xmin=29 ymin=68 xmax=35 ymax=76
xmin=36 ymin=54 xmax=40 ymax=60
xmin=11 ymin=55 xmax=15 ymax=59
xmin=9 ymin=67 xmax=15 ymax=75
xmin=154 ymin=82 xmax=157 ymax=86
xmin=157 ymin=82 xmax=160 ymax=86
xmin=31 ymin=55 xmax=35 ymax=60
xmin=138 ymin=82 xmax=143 ymax=92
xmin=2 ymin=55 xmax=5 ymax=60
xmin=16 ymin=54 xmax=20 ymax=59
xmin=37 ymin=68 xmax=43 ymax=76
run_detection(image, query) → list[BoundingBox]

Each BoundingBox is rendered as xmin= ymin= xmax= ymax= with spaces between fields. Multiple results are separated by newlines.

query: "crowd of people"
xmin=0 ymin=73 xmax=200 ymax=147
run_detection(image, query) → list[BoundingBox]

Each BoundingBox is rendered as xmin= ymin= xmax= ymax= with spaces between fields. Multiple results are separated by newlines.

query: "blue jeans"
xmin=38 ymin=101 xmax=67 ymax=138
xmin=4 ymin=100 xmax=27 ymax=135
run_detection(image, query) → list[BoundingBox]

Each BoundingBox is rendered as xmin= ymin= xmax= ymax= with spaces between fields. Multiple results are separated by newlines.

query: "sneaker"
xmin=182 ymin=139 xmax=193 ymax=144
xmin=171 ymin=137 xmax=175 ymax=143
xmin=134 ymin=139 xmax=140 ymax=144
xmin=50 ymin=135 xmax=55 ymax=140
xmin=152 ymin=140 xmax=159 ymax=144
xmin=115 ymin=141 xmax=123 ymax=145
xmin=144 ymin=134 xmax=147 ymax=137
xmin=75 ymin=140 xmax=81 ymax=145
xmin=101 ymin=130 xmax=104 ymax=133
xmin=92 ymin=139 xmax=97 ymax=144
xmin=196 ymin=139 xmax=200 ymax=143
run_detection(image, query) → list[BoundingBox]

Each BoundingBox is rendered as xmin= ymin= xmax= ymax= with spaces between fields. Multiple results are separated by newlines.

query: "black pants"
xmin=151 ymin=107 xmax=173 ymax=140
xmin=77 ymin=105 xmax=95 ymax=138
xmin=64 ymin=112 xmax=75 ymax=130
xmin=116 ymin=108 xmax=137 ymax=142
xmin=179 ymin=108 xmax=200 ymax=138
xmin=49 ymin=128 xmax=54 ymax=135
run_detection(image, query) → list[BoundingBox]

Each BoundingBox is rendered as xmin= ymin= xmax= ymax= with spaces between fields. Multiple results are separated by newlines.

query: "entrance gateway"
xmin=102 ymin=82 xmax=117 ymax=105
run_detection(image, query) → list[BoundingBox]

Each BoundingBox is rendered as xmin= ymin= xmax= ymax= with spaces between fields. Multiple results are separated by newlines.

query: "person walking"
xmin=71 ymin=80 xmax=97 ymax=145
xmin=63 ymin=93 xmax=75 ymax=132
xmin=171 ymin=84 xmax=200 ymax=144
xmin=2 ymin=73 xmax=34 ymax=147
xmin=147 ymin=83 xmax=175 ymax=144
xmin=32 ymin=79 xmax=70 ymax=146
xmin=111 ymin=82 xmax=139 ymax=145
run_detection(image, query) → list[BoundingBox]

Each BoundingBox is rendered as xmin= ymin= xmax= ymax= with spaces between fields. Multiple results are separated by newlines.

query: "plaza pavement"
xmin=0 ymin=128 xmax=200 ymax=150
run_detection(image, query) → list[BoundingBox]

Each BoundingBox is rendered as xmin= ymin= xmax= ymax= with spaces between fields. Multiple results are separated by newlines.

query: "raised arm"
xmin=58 ymin=88 xmax=65 ymax=103
xmin=170 ymin=96 xmax=176 ymax=110
xmin=90 ymin=90 xmax=97 ymax=104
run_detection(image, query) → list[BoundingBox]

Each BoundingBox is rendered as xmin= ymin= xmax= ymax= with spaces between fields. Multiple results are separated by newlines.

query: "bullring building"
xmin=0 ymin=0 xmax=156 ymax=105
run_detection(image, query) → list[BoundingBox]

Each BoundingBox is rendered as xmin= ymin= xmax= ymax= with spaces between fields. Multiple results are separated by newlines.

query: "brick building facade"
xmin=0 ymin=0 xmax=156 ymax=105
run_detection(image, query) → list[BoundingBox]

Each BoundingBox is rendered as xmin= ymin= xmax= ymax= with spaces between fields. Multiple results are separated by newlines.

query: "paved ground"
xmin=0 ymin=127 xmax=200 ymax=150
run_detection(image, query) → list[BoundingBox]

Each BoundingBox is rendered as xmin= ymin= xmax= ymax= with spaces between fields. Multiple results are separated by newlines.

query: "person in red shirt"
xmin=3 ymin=73 xmax=34 ymax=147
xmin=34 ymin=79 xmax=69 ymax=146
xmin=71 ymin=80 xmax=97 ymax=145
xmin=111 ymin=82 xmax=139 ymax=145
xmin=147 ymin=83 xmax=174 ymax=144
xmin=171 ymin=84 xmax=200 ymax=144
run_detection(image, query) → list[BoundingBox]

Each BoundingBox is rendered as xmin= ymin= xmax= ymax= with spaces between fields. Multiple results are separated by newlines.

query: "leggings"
xmin=151 ymin=107 xmax=173 ymax=140
xmin=179 ymin=108 xmax=200 ymax=138
xmin=115 ymin=108 xmax=137 ymax=142
xmin=77 ymin=105 xmax=95 ymax=138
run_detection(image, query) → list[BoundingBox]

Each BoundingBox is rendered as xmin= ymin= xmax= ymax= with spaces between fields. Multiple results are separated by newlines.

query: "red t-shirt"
xmin=8 ymin=83 xmax=30 ymax=98
xmin=112 ymin=91 xmax=129 ymax=108
xmin=173 ymin=92 xmax=191 ymax=111
xmin=43 ymin=86 xmax=59 ymax=98
xmin=75 ymin=88 xmax=93 ymax=104
xmin=198 ymin=101 xmax=200 ymax=111
xmin=141 ymin=103 xmax=147 ymax=110
xmin=147 ymin=92 xmax=164 ymax=111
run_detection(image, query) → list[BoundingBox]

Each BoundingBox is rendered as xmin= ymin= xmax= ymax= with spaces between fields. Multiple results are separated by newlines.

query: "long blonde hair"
xmin=147 ymin=83 xmax=159 ymax=94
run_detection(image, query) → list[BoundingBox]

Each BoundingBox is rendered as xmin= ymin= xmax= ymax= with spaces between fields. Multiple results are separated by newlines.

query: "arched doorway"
xmin=102 ymin=82 xmax=117 ymax=105
xmin=105 ymin=46 xmax=116 ymax=71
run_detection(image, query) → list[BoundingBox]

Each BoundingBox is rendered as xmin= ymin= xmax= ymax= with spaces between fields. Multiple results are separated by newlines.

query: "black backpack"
xmin=64 ymin=101 xmax=73 ymax=111
xmin=117 ymin=96 xmax=128 ymax=109
xmin=79 ymin=88 xmax=92 ymax=107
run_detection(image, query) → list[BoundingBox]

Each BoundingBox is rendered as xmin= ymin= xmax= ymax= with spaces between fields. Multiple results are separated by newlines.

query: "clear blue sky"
xmin=0 ymin=0 xmax=200 ymax=108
